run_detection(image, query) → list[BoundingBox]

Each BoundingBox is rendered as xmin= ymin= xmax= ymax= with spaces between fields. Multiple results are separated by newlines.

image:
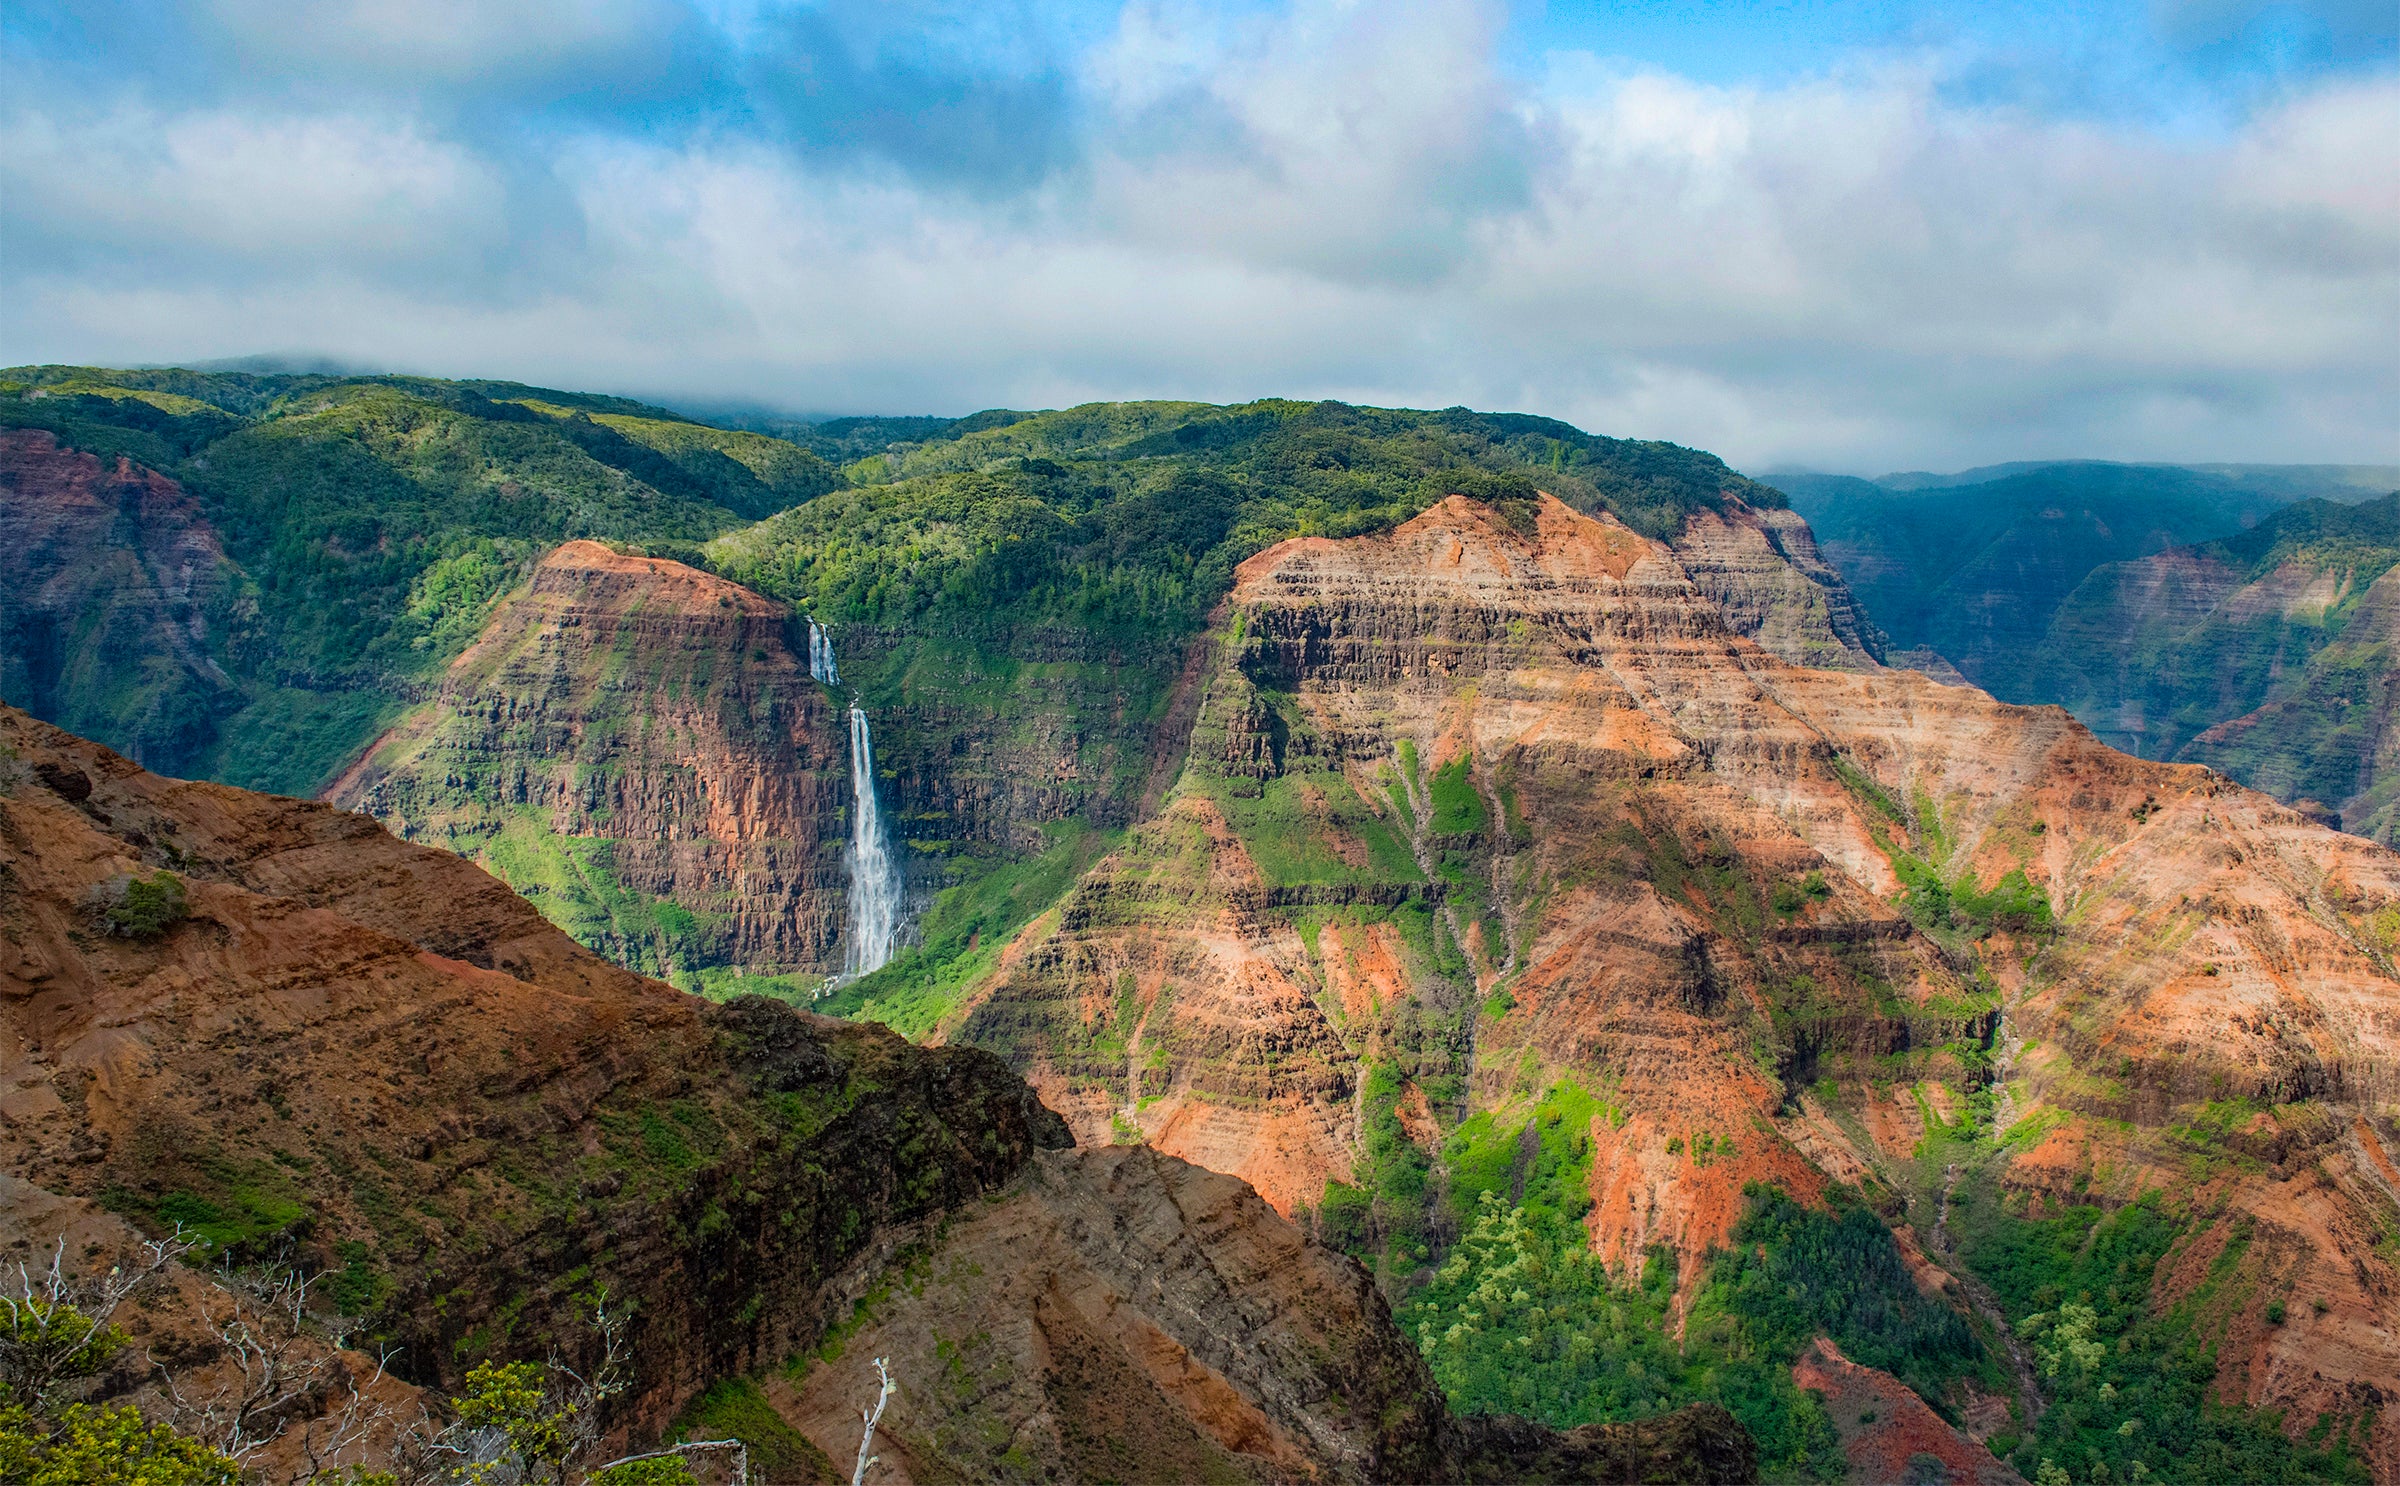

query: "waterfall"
xmin=808 ymin=621 xmax=840 ymax=686
xmin=843 ymin=706 xmax=901 ymax=976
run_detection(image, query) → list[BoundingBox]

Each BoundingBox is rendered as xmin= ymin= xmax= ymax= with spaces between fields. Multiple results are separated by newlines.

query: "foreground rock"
xmin=771 ymin=1143 xmax=1753 ymax=1483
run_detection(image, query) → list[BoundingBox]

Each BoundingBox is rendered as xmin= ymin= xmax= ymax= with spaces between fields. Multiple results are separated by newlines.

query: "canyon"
xmin=0 ymin=706 xmax=1747 ymax=1482
xmin=941 ymin=492 xmax=2400 ymax=1477
xmin=6 ymin=369 xmax=2397 ymax=1484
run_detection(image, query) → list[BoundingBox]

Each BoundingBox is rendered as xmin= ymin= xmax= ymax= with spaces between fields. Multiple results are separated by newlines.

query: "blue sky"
xmin=2 ymin=0 xmax=2393 ymax=471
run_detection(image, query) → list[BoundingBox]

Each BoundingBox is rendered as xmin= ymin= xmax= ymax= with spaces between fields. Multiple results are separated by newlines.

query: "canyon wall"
xmin=0 ymin=428 xmax=242 ymax=776
xmin=938 ymin=492 xmax=2400 ymax=1475
xmin=328 ymin=540 xmax=852 ymax=977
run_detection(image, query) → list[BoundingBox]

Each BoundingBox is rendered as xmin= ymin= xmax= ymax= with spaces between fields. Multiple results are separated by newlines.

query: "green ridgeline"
xmin=4 ymin=370 xmax=1774 ymax=984
xmin=0 ymin=367 xmax=836 ymax=794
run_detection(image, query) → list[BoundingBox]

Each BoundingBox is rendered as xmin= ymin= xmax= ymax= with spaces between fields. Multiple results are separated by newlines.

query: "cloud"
xmin=0 ymin=0 xmax=2393 ymax=472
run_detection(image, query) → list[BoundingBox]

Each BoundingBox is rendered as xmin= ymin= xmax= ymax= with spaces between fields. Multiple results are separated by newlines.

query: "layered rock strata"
xmin=946 ymin=493 xmax=2400 ymax=1471
xmin=1669 ymin=499 xmax=1884 ymax=670
xmin=329 ymin=540 xmax=850 ymax=975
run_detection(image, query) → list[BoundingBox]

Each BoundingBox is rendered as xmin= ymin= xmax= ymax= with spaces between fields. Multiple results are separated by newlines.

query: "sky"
xmin=1 ymin=0 xmax=2394 ymax=473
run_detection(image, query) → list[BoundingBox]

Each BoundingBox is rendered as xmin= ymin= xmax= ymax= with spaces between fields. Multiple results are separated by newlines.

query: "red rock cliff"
xmin=328 ymin=540 xmax=850 ymax=976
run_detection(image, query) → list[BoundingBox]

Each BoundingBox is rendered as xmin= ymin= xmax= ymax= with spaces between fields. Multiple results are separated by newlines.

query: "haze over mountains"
xmin=1773 ymin=461 xmax=2400 ymax=842
xmin=4 ymin=365 xmax=2397 ymax=1485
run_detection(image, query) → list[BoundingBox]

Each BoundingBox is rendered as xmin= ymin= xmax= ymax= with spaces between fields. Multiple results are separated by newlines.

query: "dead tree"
xmin=2 ymin=1227 xmax=195 ymax=1410
xmin=156 ymin=1252 xmax=394 ymax=1469
xmin=850 ymin=1357 xmax=894 ymax=1486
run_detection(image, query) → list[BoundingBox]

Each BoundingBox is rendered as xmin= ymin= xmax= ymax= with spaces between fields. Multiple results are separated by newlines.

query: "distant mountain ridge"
xmin=1767 ymin=459 xmax=2400 ymax=837
xmin=2035 ymin=493 xmax=2400 ymax=842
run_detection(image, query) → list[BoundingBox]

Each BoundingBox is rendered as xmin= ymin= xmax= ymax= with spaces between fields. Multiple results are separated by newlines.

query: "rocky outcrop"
xmin=767 ymin=1142 xmax=1755 ymax=1484
xmin=0 ymin=429 xmax=241 ymax=775
xmin=1792 ymin=1338 xmax=2025 ymax=1486
xmin=1669 ymin=500 xmax=1883 ymax=670
xmin=0 ymin=706 xmax=1750 ymax=1482
xmin=328 ymin=541 xmax=851 ymax=975
xmin=951 ymin=795 xmax=1370 ymax=1214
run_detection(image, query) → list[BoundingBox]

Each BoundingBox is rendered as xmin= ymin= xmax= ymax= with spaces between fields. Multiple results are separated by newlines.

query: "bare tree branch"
xmin=849 ymin=1357 xmax=894 ymax=1486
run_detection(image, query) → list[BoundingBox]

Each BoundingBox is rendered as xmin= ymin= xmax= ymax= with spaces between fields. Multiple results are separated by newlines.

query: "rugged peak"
xmin=524 ymin=537 xmax=788 ymax=618
xmin=331 ymin=542 xmax=849 ymax=978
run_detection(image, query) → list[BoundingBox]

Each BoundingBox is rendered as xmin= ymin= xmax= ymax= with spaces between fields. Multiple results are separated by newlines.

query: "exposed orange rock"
xmin=940 ymin=489 xmax=2400 ymax=1466
xmin=1793 ymin=1337 xmax=2025 ymax=1485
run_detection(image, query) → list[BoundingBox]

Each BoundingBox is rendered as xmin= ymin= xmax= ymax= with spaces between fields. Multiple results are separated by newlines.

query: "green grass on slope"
xmin=473 ymin=812 xmax=719 ymax=978
xmin=807 ymin=821 xmax=1122 ymax=1039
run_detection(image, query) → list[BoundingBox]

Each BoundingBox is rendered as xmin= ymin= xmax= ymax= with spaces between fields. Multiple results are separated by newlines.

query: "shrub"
xmin=101 ymin=871 xmax=189 ymax=939
xmin=0 ymin=1402 xmax=238 ymax=1486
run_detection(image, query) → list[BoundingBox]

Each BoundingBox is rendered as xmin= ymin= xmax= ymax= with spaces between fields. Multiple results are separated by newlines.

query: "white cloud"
xmin=0 ymin=106 xmax=507 ymax=269
xmin=1 ymin=0 xmax=2393 ymax=472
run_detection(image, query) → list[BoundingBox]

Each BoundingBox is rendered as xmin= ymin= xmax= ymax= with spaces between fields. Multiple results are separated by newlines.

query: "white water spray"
xmin=844 ymin=707 xmax=901 ymax=976
xmin=808 ymin=620 xmax=840 ymax=686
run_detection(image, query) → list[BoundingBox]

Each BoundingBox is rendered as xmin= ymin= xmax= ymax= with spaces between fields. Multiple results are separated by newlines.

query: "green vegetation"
xmin=0 ymin=1403 xmax=238 ymax=1486
xmin=106 ymin=1169 xmax=308 ymax=1256
xmin=1389 ymin=1083 xmax=1988 ymax=1481
xmin=815 ymin=821 xmax=1120 ymax=1037
xmin=99 ymin=870 xmax=189 ymax=939
xmin=591 ymin=1458 xmax=697 ymax=1486
xmin=1953 ymin=1191 xmax=2371 ymax=1484
xmin=1429 ymin=754 xmax=1488 ymax=836
xmin=473 ymin=814 xmax=717 ymax=979
xmin=1890 ymin=855 xmax=2056 ymax=938
xmin=669 ymin=1376 xmax=834 ymax=1482
xmin=1316 ymin=1062 xmax=1437 ymax=1274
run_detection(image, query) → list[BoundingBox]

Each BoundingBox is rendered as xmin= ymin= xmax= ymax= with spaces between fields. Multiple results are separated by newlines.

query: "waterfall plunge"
xmin=843 ymin=706 xmax=902 ymax=976
xmin=807 ymin=620 xmax=840 ymax=685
